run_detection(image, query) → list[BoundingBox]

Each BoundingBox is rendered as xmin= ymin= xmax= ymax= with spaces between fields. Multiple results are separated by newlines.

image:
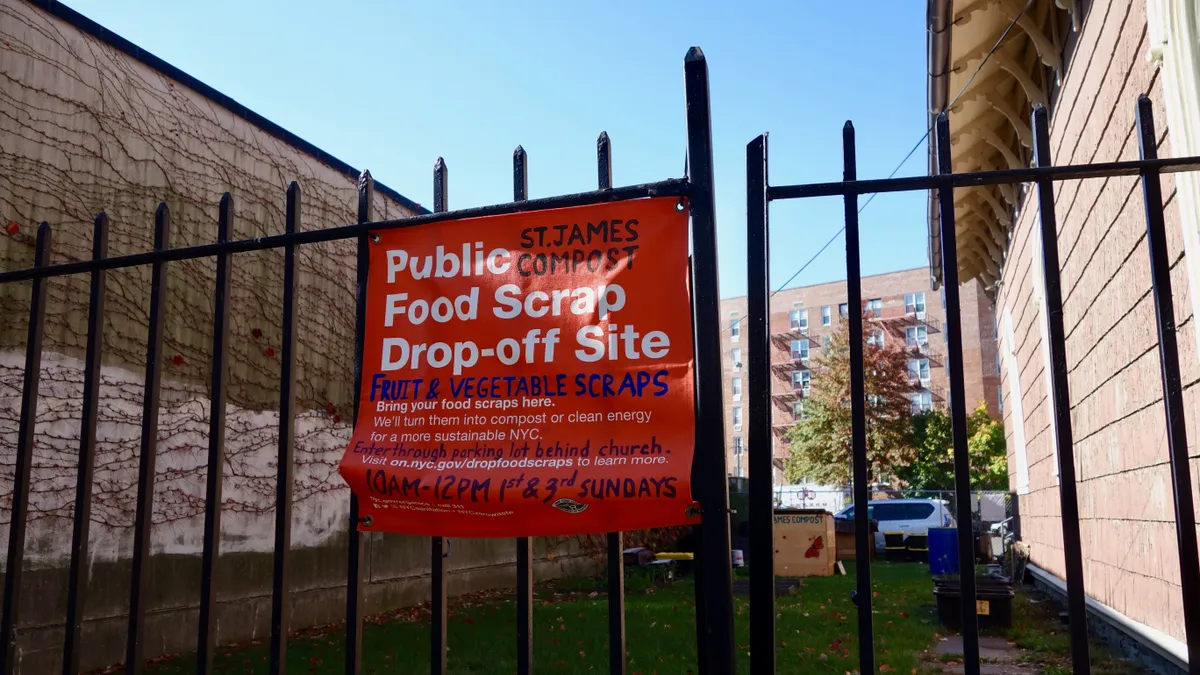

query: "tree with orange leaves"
xmin=783 ymin=308 xmax=917 ymax=485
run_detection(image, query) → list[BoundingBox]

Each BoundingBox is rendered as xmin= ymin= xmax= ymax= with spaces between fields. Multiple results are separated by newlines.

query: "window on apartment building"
xmin=866 ymin=298 xmax=882 ymax=317
xmin=908 ymin=358 xmax=930 ymax=386
xmin=909 ymin=391 xmax=933 ymax=414
xmin=792 ymin=400 xmax=804 ymax=420
xmin=906 ymin=325 xmax=928 ymax=349
xmin=996 ymin=352 xmax=1001 ymax=375
xmin=732 ymin=406 xmax=743 ymax=431
xmin=838 ymin=302 xmax=848 ymax=318
xmin=730 ymin=318 xmax=740 ymax=341
xmin=792 ymin=370 xmax=811 ymax=394
xmin=789 ymin=308 xmax=808 ymax=330
xmin=904 ymin=292 xmax=926 ymax=316
xmin=734 ymin=436 xmax=743 ymax=455
xmin=821 ymin=305 xmax=832 ymax=325
xmin=789 ymin=339 xmax=809 ymax=362
xmin=731 ymin=348 xmax=742 ymax=371
xmin=823 ymin=335 xmax=832 ymax=351
xmin=867 ymin=328 xmax=884 ymax=347
xmin=997 ymin=385 xmax=1004 ymax=414
xmin=732 ymin=377 xmax=742 ymax=401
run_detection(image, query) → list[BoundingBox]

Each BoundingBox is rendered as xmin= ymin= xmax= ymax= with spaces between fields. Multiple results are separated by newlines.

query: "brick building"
xmin=718 ymin=267 xmax=1000 ymax=482
xmin=927 ymin=0 xmax=1199 ymax=668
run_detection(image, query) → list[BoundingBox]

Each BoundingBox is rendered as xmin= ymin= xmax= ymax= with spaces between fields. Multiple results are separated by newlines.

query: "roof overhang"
xmin=925 ymin=0 xmax=1080 ymax=292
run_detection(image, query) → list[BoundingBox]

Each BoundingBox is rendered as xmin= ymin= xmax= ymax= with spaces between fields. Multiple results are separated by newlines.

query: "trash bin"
xmin=933 ymin=576 xmax=1015 ymax=630
xmin=928 ymin=527 xmax=958 ymax=576
xmin=883 ymin=531 xmax=907 ymax=562
xmin=905 ymin=533 xmax=929 ymax=563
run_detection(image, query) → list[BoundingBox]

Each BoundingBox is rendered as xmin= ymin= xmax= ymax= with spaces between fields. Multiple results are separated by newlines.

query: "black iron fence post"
xmin=512 ymin=146 xmax=535 ymax=675
xmin=269 ymin=182 xmax=302 ymax=675
xmin=598 ymin=130 xmax=628 ymax=675
xmin=1134 ymin=95 xmax=1200 ymax=664
xmin=197 ymin=194 xmax=234 ymax=675
xmin=686 ymin=255 xmax=709 ymax=675
xmin=746 ymin=132 xmax=775 ymax=675
xmin=933 ymin=112 xmax=981 ymax=675
xmin=63 ymin=213 xmax=108 ymax=675
xmin=1 ymin=223 xmax=51 ymax=675
xmin=1030 ymin=104 xmax=1091 ymax=674
xmin=125 ymin=205 xmax=171 ymax=675
xmin=430 ymin=159 xmax=450 ymax=675
xmin=683 ymin=46 xmax=736 ymax=674
xmin=346 ymin=171 xmax=373 ymax=675
xmin=842 ymin=121 xmax=876 ymax=675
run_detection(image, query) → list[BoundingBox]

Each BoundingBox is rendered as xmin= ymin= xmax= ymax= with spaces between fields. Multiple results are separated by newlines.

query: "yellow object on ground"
xmin=654 ymin=552 xmax=695 ymax=561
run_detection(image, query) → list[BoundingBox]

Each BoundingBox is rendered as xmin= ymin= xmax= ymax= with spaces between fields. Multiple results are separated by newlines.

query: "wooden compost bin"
xmin=773 ymin=509 xmax=836 ymax=577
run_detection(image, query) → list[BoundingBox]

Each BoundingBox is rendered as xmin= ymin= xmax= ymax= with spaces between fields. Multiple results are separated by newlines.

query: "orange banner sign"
xmin=338 ymin=197 xmax=698 ymax=537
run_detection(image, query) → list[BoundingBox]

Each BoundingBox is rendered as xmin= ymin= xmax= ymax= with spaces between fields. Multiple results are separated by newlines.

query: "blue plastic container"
xmin=928 ymin=527 xmax=959 ymax=576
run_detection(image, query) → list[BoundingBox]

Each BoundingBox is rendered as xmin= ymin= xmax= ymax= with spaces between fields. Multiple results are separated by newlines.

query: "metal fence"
xmin=745 ymin=98 xmax=1200 ymax=674
xmin=0 ymin=46 xmax=738 ymax=675
xmin=3 ymin=49 xmax=1200 ymax=675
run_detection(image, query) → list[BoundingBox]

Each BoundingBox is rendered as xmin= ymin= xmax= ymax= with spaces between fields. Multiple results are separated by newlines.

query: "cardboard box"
xmin=773 ymin=509 xmax=836 ymax=577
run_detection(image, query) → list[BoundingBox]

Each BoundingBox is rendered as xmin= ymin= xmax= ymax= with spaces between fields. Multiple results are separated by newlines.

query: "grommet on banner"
xmin=675 ymin=198 xmax=686 ymax=212
xmin=359 ymin=515 xmax=374 ymax=527
xmin=369 ymin=233 xmax=381 ymax=244
xmin=685 ymin=503 xmax=701 ymax=519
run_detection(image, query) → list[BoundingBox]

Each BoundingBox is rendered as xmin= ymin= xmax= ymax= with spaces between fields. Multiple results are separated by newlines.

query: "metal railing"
xmin=0 ymin=47 xmax=738 ymax=675
xmin=745 ymin=98 xmax=1200 ymax=674
xmin=4 ymin=50 xmax=1200 ymax=675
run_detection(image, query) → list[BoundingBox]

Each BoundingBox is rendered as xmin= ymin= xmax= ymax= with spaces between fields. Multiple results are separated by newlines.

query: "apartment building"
xmin=718 ymin=267 xmax=999 ymax=482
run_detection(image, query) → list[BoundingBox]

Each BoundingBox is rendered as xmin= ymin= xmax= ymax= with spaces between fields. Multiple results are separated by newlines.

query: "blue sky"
xmin=70 ymin=0 xmax=931 ymax=299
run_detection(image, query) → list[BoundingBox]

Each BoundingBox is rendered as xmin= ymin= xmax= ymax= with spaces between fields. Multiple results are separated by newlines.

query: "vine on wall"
xmin=0 ymin=0 xmax=416 ymax=563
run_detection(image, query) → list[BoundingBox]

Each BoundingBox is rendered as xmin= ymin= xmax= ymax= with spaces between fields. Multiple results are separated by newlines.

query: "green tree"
xmin=899 ymin=408 xmax=955 ymax=490
xmin=782 ymin=309 xmax=916 ymax=485
xmin=895 ymin=402 xmax=1008 ymax=490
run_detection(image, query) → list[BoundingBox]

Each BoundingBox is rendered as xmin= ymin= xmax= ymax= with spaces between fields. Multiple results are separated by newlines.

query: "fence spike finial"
xmin=597 ymin=133 xmax=612 ymax=191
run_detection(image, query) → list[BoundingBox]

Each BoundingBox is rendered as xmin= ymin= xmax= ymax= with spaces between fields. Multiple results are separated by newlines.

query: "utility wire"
xmin=724 ymin=0 xmax=1033 ymax=336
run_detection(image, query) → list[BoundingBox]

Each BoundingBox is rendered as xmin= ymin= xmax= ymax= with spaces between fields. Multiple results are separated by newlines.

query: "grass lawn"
xmin=124 ymin=562 xmax=1151 ymax=675
xmin=1000 ymin=591 xmax=1146 ymax=674
xmin=135 ymin=562 xmax=940 ymax=675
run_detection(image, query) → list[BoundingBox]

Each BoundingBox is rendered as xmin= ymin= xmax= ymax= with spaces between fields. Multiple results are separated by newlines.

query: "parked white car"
xmin=834 ymin=499 xmax=955 ymax=550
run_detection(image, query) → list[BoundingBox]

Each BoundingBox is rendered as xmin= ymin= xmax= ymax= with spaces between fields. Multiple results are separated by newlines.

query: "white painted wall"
xmin=0 ymin=351 xmax=349 ymax=569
